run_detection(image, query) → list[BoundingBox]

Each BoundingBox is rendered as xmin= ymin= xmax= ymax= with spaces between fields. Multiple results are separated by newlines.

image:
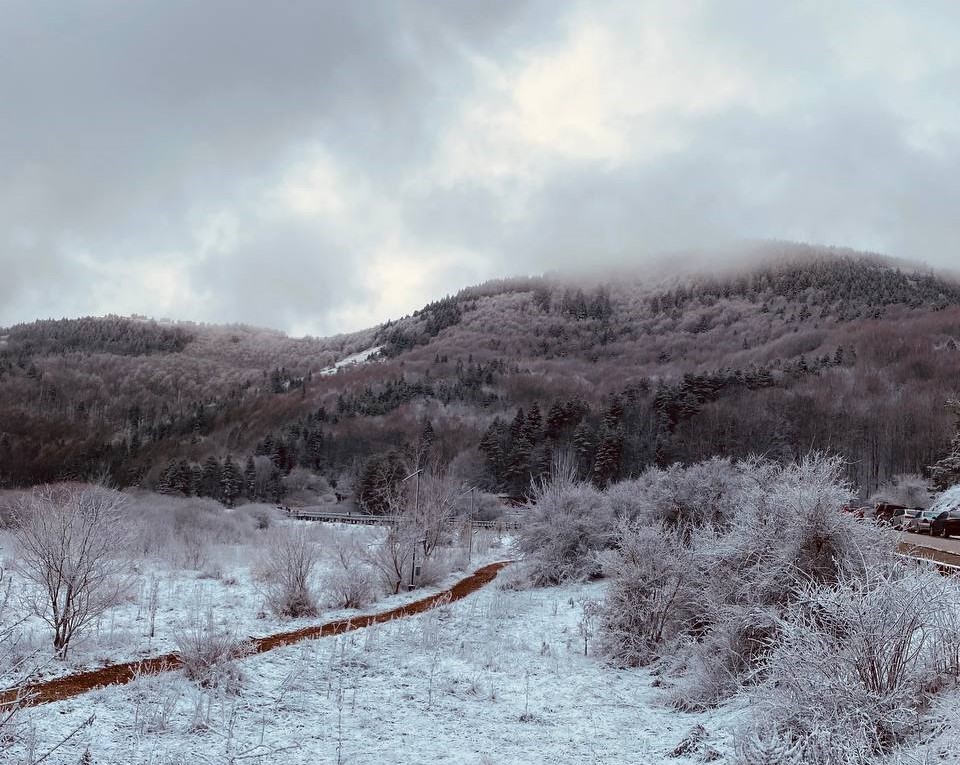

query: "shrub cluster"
xmin=520 ymin=453 xmax=960 ymax=764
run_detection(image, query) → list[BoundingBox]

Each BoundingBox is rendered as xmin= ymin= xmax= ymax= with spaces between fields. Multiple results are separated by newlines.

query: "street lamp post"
xmin=401 ymin=466 xmax=426 ymax=591
xmin=409 ymin=536 xmax=427 ymax=590
xmin=467 ymin=486 xmax=478 ymax=563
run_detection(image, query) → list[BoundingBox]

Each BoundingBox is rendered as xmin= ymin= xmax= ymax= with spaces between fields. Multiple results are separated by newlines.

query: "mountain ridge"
xmin=2 ymin=244 xmax=959 ymax=500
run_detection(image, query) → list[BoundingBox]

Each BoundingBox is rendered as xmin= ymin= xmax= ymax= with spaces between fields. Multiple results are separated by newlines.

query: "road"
xmin=897 ymin=531 xmax=960 ymax=567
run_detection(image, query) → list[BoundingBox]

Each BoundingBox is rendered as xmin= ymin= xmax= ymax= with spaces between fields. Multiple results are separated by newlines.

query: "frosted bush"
xmin=174 ymin=610 xmax=248 ymax=690
xmin=665 ymin=605 xmax=780 ymax=710
xmin=327 ymin=540 xmax=377 ymax=609
xmin=516 ymin=481 xmax=614 ymax=585
xmin=600 ymin=454 xmax=897 ymax=706
xmin=597 ymin=523 xmax=696 ymax=666
xmin=256 ymin=525 xmax=321 ymax=617
xmin=757 ymin=564 xmax=959 ymax=762
xmin=732 ymin=729 xmax=804 ymax=765
xmin=624 ymin=457 xmax=746 ymax=531
xmin=496 ymin=562 xmax=534 ymax=592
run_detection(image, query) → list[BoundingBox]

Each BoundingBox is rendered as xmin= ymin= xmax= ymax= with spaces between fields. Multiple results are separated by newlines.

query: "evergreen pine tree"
xmin=509 ymin=407 xmax=526 ymax=441
xmin=545 ymin=401 xmax=566 ymax=439
xmin=523 ymin=403 xmax=543 ymax=444
xmin=244 ymin=456 xmax=257 ymax=499
xmin=200 ymin=456 xmax=221 ymax=497
xmin=573 ymin=421 xmax=594 ymax=473
xmin=305 ymin=429 xmax=324 ymax=470
xmin=593 ymin=427 xmax=624 ymax=487
xmin=220 ymin=457 xmax=242 ymax=506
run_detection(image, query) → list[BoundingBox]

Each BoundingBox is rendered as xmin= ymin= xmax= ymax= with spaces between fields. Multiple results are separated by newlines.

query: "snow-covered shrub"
xmin=600 ymin=454 xmax=896 ymax=709
xmin=235 ymin=502 xmax=279 ymax=530
xmin=256 ymin=525 xmax=321 ymax=617
xmin=416 ymin=552 xmax=452 ymax=588
xmin=622 ymin=457 xmax=746 ymax=531
xmin=174 ymin=612 xmax=247 ymax=690
xmin=496 ymin=562 xmax=534 ymax=591
xmin=869 ymin=473 xmax=932 ymax=510
xmin=130 ymin=492 xmax=265 ymax=567
xmin=770 ymin=454 xmax=881 ymax=585
xmin=597 ymin=523 xmax=696 ymax=666
xmin=517 ymin=479 xmax=614 ymax=586
xmin=665 ymin=604 xmax=780 ymax=710
xmin=732 ymin=728 xmax=804 ymax=765
xmin=327 ymin=539 xmax=377 ymax=609
xmin=757 ymin=564 xmax=959 ymax=762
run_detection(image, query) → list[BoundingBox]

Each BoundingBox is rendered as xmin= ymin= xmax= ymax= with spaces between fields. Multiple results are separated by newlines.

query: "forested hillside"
xmin=2 ymin=245 xmax=959 ymax=501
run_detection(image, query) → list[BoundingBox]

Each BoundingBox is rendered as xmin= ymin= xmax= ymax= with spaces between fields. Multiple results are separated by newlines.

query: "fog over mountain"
xmin=3 ymin=1 xmax=960 ymax=335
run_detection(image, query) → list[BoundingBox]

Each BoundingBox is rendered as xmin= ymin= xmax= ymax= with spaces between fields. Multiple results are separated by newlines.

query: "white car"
xmin=890 ymin=507 xmax=920 ymax=531
xmin=906 ymin=509 xmax=940 ymax=534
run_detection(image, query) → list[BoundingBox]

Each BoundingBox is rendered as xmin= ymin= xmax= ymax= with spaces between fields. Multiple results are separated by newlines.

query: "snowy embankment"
xmin=317 ymin=345 xmax=383 ymax=376
xmin=10 ymin=573 xmax=746 ymax=764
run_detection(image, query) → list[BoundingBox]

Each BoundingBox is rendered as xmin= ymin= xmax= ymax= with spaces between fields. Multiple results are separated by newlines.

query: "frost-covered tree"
xmin=219 ymin=457 xmax=242 ymax=506
xmin=13 ymin=484 xmax=134 ymax=657
xmin=929 ymin=399 xmax=960 ymax=491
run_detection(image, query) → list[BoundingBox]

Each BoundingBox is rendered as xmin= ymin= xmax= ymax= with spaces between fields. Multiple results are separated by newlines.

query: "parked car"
xmin=889 ymin=507 xmax=920 ymax=531
xmin=930 ymin=510 xmax=960 ymax=539
xmin=906 ymin=509 xmax=941 ymax=534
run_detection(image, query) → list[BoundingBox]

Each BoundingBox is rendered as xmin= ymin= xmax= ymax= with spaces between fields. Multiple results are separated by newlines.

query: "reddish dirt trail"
xmin=1 ymin=560 xmax=512 ymax=709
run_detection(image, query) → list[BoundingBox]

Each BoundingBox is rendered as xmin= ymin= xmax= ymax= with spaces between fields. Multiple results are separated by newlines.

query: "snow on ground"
xmin=9 ymin=571 xmax=748 ymax=765
xmin=0 ymin=522 xmax=508 ymax=684
xmin=317 ymin=345 xmax=384 ymax=376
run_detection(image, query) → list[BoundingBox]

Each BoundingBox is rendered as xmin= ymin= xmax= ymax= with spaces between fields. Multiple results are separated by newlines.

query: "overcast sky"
xmin=2 ymin=1 xmax=959 ymax=337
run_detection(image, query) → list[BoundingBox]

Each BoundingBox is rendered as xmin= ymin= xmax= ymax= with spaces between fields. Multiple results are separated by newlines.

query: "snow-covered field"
xmin=9 ymin=571 xmax=747 ymax=765
xmin=0 ymin=520 xmax=507 ymax=684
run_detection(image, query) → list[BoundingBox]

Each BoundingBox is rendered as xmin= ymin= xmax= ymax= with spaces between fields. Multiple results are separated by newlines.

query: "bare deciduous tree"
xmin=257 ymin=525 xmax=321 ymax=617
xmin=13 ymin=484 xmax=134 ymax=658
xmin=366 ymin=459 xmax=466 ymax=593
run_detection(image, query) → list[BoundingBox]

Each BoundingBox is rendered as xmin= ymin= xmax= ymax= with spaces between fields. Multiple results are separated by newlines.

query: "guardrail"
xmin=897 ymin=553 xmax=960 ymax=576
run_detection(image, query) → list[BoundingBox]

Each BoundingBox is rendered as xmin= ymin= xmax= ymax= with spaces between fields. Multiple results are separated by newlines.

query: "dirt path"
xmin=2 ymin=560 xmax=512 ymax=709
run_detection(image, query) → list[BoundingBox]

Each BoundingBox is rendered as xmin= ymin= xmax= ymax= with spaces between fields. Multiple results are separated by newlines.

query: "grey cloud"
xmin=1 ymin=1 xmax=958 ymax=334
xmin=0 ymin=0 xmax=548 ymax=329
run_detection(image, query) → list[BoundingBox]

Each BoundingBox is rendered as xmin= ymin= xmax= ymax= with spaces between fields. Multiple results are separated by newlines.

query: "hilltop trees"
xmin=2 ymin=249 xmax=959 ymax=499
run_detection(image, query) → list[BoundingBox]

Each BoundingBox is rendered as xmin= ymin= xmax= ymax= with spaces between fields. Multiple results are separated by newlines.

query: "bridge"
xmin=288 ymin=507 xmax=521 ymax=530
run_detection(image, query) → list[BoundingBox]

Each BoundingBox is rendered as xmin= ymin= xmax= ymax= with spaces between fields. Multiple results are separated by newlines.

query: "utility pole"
xmin=467 ymin=486 xmax=478 ymax=563
xmin=401 ymin=466 xmax=425 ymax=590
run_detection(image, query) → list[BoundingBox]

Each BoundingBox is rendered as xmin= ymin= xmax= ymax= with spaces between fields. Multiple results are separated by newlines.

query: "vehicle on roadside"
xmin=930 ymin=510 xmax=960 ymax=538
xmin=840 ymin=505 xmax=873 ymax=518
xmin=889 ymin=507 xmax=920 ymax=531
xmin=906 ymin=509 xmax=941 ymax=534
xmin=875 ymin=502 xmax=910 ymax=525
